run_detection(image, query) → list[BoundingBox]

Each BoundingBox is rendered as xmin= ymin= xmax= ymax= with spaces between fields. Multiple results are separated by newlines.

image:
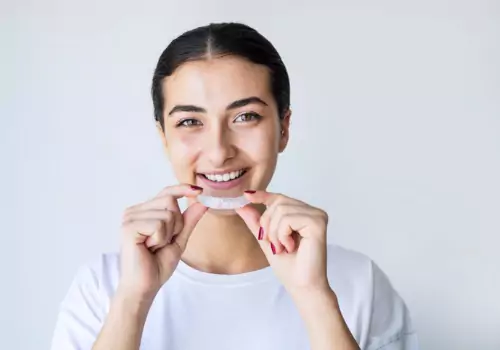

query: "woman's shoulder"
xmin=325 ymin=243 xmax=400 ymax=302
xmin=325 ymin=243 xmax=374 ymax=283
xmin=66 ymin=251 xmax=121 ymax=298
xmin=325 ymin=244 xmax=418 ymax=349
xmin=326 ymin=243 xmax=373 ymax=267
xmin=50 ymin=252 xmax=121 ymax=348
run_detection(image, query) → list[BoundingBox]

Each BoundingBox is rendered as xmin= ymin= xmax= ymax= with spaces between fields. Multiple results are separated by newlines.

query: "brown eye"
xmin=176 ymin=118 xmax=202 ymax=127
xmin=233 ymin=112 xmax=262 ymax=123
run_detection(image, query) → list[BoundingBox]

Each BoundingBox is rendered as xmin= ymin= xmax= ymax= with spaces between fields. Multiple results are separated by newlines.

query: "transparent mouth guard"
xmin=197 ymin=194 xmax=250 ymax=210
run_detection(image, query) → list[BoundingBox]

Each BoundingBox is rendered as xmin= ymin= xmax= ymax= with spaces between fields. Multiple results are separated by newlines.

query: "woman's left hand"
xmin=236 ymin=190 xmax=331 ymax=297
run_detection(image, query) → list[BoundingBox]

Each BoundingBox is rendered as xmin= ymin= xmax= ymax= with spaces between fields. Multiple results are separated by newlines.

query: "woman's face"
xmin=158 ymin=55 xmax=290 ymax=199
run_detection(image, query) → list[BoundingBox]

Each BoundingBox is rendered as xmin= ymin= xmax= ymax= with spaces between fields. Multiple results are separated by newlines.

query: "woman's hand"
xmin=235 ymin=191 xmax=330 ymax=297
xmin=118 ymin=184 xmax=208 ymax=302
xmin=236 ymin=191 xmax=360 ymax=350
xmin=92 ymin=184 xmax=207 ymax=350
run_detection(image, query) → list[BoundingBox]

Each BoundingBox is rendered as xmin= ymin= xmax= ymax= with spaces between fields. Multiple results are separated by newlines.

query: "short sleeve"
xmin=365 ymin=262 xmax=419 ymax=350
xmin=50 ymin=262 xmax=108 ymax=350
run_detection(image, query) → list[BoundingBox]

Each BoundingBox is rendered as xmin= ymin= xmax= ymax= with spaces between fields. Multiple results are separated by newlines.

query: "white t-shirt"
xmin=50 ymin=244 xmax=419 ymax=350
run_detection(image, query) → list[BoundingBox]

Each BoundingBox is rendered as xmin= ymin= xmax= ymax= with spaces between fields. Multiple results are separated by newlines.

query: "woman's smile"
xmin=196 ymin=168 xmax=250 ymax=192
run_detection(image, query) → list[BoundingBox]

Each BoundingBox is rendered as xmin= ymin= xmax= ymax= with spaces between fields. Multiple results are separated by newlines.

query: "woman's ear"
xmin=279 ymin=109 xmax=291 ymax=153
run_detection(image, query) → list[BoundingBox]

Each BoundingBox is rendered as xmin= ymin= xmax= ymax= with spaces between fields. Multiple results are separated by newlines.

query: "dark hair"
xmin=151 ymin=22 xmax=290 ymax=129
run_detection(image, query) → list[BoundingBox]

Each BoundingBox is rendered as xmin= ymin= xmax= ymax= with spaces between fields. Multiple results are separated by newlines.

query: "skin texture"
xmin=92 ymin=55 xmax=359 ymax=350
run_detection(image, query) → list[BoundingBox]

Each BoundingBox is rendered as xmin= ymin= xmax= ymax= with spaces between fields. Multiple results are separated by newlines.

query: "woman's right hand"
xmin=117 ymin=184 xmax=207 ymax=302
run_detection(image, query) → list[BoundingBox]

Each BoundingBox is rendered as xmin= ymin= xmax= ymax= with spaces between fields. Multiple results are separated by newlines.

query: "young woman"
xmin=51 ymin=22 xmax=419 ymax=350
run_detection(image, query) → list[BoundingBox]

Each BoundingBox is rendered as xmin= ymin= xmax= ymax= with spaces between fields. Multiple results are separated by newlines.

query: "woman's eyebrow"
xmin=168 ymin=105 xmax=206 ymax=116
xmin=226 ymin=96 xmax=268 ymax=110
xmin=168 ymin=96 xmax=268 ymax=117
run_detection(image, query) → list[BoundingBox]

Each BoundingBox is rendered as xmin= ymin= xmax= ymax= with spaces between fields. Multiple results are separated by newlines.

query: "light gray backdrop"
xmin=1 ymin=0 xmax=499 ymax=349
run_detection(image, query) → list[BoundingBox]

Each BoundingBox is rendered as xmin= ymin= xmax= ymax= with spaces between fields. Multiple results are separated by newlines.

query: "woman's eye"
xmin=177 ymin=119 xmax=202 ymax=127
xmin=234 ymin=112 xmax=261 ymax=123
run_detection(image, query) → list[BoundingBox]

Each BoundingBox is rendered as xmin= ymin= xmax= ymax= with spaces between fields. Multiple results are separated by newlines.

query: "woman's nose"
xmin=204 ymin=127 xmax=236 ymax=167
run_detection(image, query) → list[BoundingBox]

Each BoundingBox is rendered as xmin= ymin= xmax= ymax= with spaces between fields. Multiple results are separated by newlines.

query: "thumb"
xmin=175 ymin=202 xmax=208 ymax=251
xmin=235 ymin=205 xmax=273 ymax=258
xmin=235 ymin=205 xmax=261 ymax=234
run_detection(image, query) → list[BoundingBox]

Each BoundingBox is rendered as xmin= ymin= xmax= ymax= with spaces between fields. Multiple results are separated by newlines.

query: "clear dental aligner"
xmin=197 ymin=195 xmax=250 ymax=210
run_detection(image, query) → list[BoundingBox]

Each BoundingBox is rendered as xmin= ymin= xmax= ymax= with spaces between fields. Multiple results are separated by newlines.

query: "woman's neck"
xmin=181 ymin=207 xmax=269 ymax=275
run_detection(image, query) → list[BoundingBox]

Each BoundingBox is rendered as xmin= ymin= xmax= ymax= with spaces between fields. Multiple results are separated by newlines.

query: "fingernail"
xmin=258 ymin=227 xmax=264 ymax=240
xmin=191 ymin=185 xmax=203 ymax=191
xmin=270 ymin=243 xmax=276 ymax=255
xmin=244 ymin=190 xmax=256 ymax=194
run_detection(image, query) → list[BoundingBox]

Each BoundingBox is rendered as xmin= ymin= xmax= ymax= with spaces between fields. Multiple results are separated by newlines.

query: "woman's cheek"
xmin=240 ymin=130 xmax=278 ymax=189
xmin=169 ymin=133 xmax=201 ymax=170
xmin=243 ymin=127 xmax=279 ymax=161
xmin=171 ymin=132 xmax=200 ymax=153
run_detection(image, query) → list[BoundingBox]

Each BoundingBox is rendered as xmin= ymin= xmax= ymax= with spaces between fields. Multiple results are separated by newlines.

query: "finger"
xmin=171 ymin=210 xmax=184 ymax=236
xmin=256 ymin=195 xmax=292 ymax=253
xmin=146 ymin=212 xmax=175 ymax=251
xmin=171 ymin=202 xmax=208 ymax=251
xmin=243 ymin=190 xmax=288 ymax=206
xmin=280 ymin=211 xmax=327 ymax=241
xmin=127 ymin=194 xmax=182 ymax=213
xmin=122 ymin=219 xmax=166 ymax=245
xmin=124 ymin=207 xmax=183 ymax=244
xmin=127 ymin=184 xmax=203 ymax=212
xmin=267 ymin=204 xmax=314 ymax=229
xmin=269 ymin=205 xmax=324 ymax=252
xmin=235 ymin=205 xmax=274 ymax=257
xmin=235 ymin=204 xmax=261 ymax=236
xmin=267 ymin=207 xmax=287 ymax=254
xmin=276 ymin=213 xmax=322 ymax=255
xmin=244 ymin=192 xmax=296 ymax=246
xmin=155 ymin=183 xmax=203 ymax=199
xmin=243 ymin=190 xmax=307 ymax=205
xmin=123 ymin=209 xmax=175 ymax=224
xmin=258 ymin=196 xmax=288 ymax=241
xmin=128 ymin=197 xmax=184 ymax=233
xmin=275 ymin=214 xmax=299 ymax=253
xmin=145 ymin=221 xmax=169 ymax=250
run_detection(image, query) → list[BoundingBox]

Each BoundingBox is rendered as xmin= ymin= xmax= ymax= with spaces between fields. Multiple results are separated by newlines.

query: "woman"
xmin=51 ymin=22 xmax=419 ymax=350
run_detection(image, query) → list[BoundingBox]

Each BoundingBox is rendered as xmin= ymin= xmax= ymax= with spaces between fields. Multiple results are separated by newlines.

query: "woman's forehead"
xmin=163 ymin=56 xmax=273 ymax=109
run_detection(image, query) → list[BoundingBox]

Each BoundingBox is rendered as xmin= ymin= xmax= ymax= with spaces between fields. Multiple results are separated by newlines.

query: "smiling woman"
xmin=50 ymin=22 xmax=419 ymax=350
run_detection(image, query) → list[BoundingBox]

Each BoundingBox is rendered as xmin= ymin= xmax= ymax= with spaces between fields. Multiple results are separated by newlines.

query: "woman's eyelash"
xmin=176 ymin=118 xmax=202 ymax=127
xmin=234 ymin=112 xmax=262 ymax=122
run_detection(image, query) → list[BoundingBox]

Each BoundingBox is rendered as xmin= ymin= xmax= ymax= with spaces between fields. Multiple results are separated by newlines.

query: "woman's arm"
xmin=292 ymin=287 xmax=360 ymax=350
xmin=92 ymin=291 xmax=153 ymax=350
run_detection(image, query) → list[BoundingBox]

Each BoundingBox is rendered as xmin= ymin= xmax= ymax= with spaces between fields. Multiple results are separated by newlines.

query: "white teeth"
xmin=204 ymin=170 xmax=244 ymax=182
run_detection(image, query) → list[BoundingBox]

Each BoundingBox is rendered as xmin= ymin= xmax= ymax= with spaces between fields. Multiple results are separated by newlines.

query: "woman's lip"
xmin=197 ymin=171 xmax=247 ymax=190
xmin=198 ymin=168 xmax=247 ymax=176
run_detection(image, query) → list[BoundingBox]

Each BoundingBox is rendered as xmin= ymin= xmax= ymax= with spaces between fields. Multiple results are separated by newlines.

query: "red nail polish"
xmin=271 ymin=243 xmax=276 ymax=255
xmin=244 ymin=190 xmax=256 ymax=194
xmin=258 ymin=227 xmax=264 ymax=240
xmin=191 ymin=185 xmax=203 ymax=191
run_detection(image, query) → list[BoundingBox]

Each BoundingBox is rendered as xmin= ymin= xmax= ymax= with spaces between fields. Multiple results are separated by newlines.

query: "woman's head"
xmin=151 ymin=22 xmax=291 ymax=198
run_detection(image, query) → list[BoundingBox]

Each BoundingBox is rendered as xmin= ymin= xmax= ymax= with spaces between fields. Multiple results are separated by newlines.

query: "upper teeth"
xmin=205 ymin=170 xmax=245 ymax=182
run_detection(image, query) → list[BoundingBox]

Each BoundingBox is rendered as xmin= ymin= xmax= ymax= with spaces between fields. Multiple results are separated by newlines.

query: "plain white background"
xmin=2 ymin=0 xmax=499 ymax=349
